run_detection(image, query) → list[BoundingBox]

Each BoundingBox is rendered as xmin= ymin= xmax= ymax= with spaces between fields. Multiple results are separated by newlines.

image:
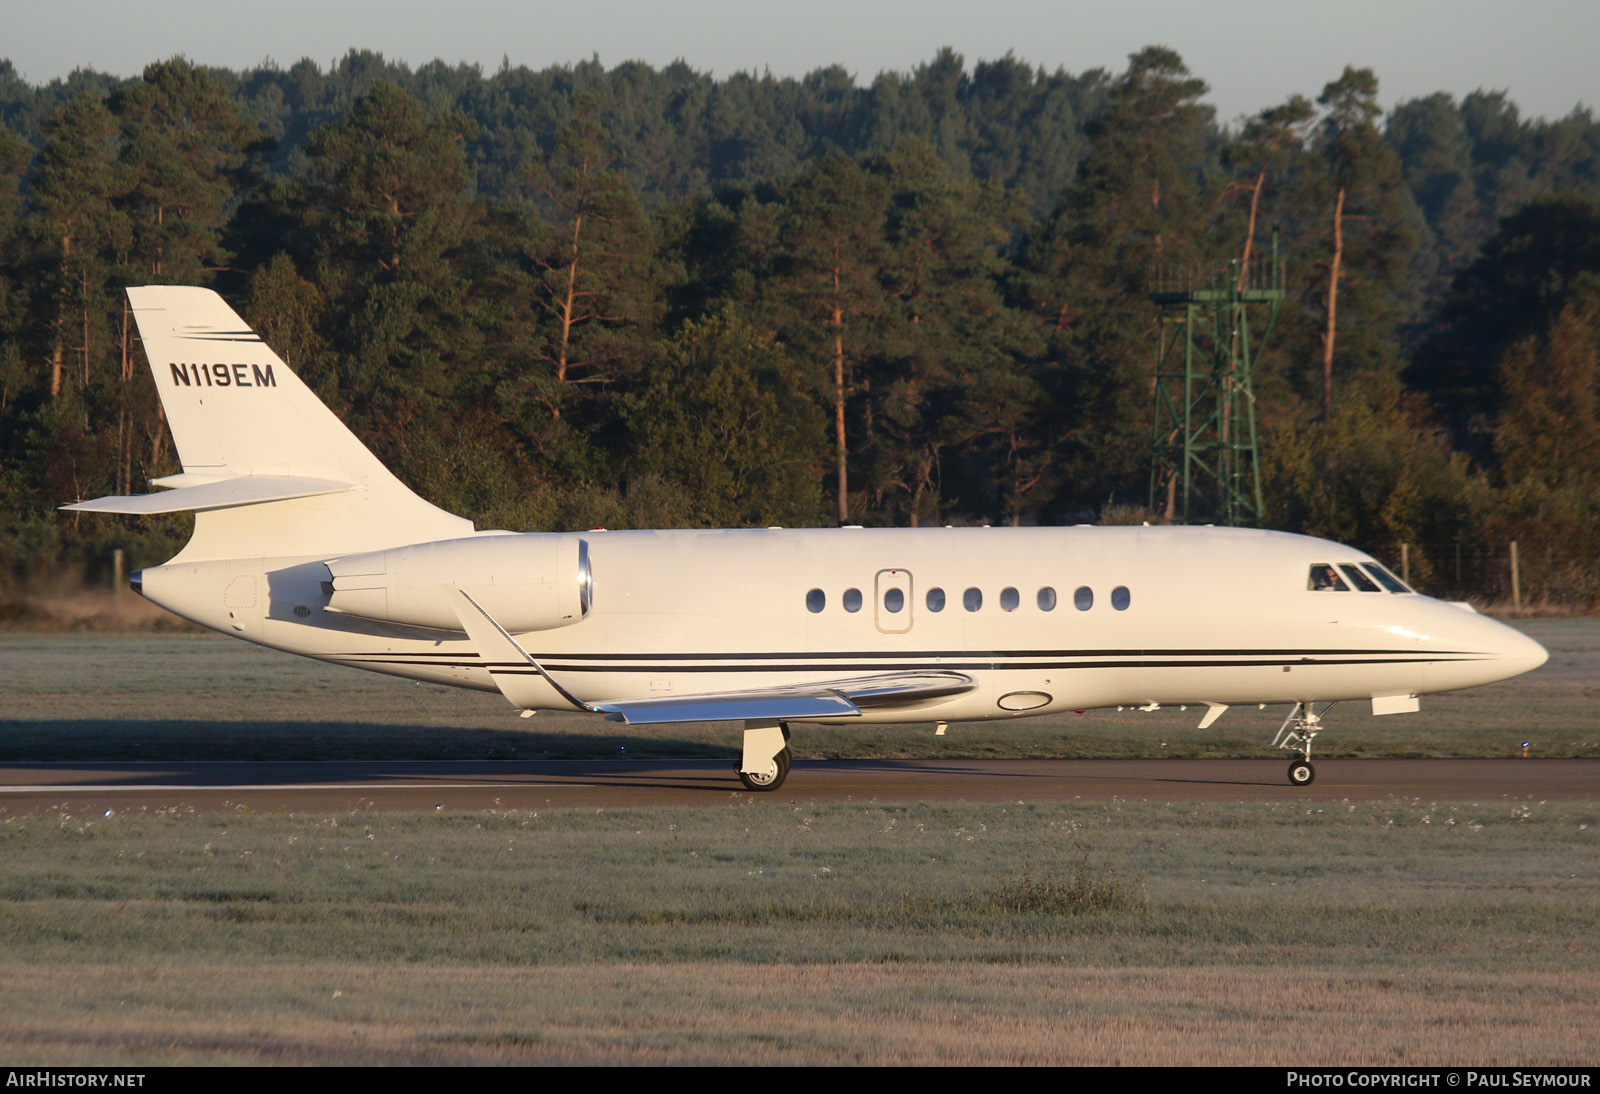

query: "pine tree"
xmin=866 ymin=138 xmax=1041 ymax=524
xmin=1305 ymin=67 xmax=1414 ymax=419
xmin=516 ymin=96 xmax=658 ymax=416
xmin=113 ymin=58 xmax=261 ymax=282
xmin=771 ymin=150 xmax=891 ymax=523
xmin=0 ymin=125 xmax=33 ymax=412
xmin=28 ymin=95 xmax=129 ymax=402
xmin=627 ymin=309 xmax=825 ymax=527
xmin=1018 ymin=48 xmax=1217 ymax=514
xmin=304 ymin=79 xmax=483 ymax=424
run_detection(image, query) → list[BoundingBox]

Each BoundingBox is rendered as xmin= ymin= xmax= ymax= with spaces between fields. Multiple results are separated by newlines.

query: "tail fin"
xmin=64 ymin=286 xmax=471 ymax=561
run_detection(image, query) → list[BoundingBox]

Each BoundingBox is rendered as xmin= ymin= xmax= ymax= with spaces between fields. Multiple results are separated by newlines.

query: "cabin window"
xmin=963 ymin=587 xmax=983 ymax=612
xmin=1338 ymin=564 xmax=1381 ymax=592
xmin=1361 ymin=563 xmax=1412 ymax=593
xmin=926 ymin=587 xmax=946 ymax=612
xmin=1000 ymin=587 xmax=1020 ymax=612
xmin=1074 ymin=586 xmax=1093 ymax=611
xmin=884 ymin=587 xmax=905 ymax=613
xmin=1308 ymin=564 xmax=1349 ymax=591
xmin=806 ymin=588 xmax=825 ymax=613
xmin=1037 ymin=587 xmax=1057 ymax=611
xmin=843 ymin=588 xmax=863 ymax=613
xmin=1111 ymin=585 xmax=1130 ymax=611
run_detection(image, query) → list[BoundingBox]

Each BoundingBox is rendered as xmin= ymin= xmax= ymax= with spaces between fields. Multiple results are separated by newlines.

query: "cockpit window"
xmin=1361 ymin=562 xmax=1412 ymax=593
xmin=1338 ymin=564 xmax=1381 ymax=592
xmin=1308 ymin=564 xmax=1349 ymax=591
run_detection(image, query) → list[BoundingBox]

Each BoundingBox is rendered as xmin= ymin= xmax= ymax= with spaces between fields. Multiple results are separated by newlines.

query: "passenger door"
xmin=874 ymin=568 xmax=913 ymax=634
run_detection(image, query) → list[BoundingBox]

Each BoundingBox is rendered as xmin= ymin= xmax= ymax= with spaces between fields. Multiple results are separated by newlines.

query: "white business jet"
xmin=66 ymin=287 xmax=1548 ymax=791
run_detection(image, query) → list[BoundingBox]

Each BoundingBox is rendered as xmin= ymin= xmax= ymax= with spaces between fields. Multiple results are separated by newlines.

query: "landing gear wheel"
xmin=738 ymin=746 xmax=792 ymax=792
xmin=1273 ymin=703 xmax=1326 ymax=787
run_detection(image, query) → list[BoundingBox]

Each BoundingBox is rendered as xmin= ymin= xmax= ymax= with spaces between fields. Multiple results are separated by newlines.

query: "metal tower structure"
xmin=1148 ymin=236 xmax=1285 ymax=526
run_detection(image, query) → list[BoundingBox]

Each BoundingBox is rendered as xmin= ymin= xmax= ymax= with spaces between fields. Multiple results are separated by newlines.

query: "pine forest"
xmin=1 ymin=47 xmax=1597 ymax=608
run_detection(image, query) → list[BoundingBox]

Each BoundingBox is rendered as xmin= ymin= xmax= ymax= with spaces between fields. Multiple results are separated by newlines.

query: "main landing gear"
xmin=737 ymin=720 xmax=793 ymax=792
xmin=1272 ymin=701 xmax=1331 ymax=787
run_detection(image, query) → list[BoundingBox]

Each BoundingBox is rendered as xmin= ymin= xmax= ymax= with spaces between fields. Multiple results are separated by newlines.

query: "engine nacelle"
xmin=324 ymin=534 xmax=591 ymax=633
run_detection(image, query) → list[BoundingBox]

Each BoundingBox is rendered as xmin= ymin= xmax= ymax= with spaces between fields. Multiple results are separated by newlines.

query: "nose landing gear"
xmin=1273 ymin=702 xmax=1331 ymax=787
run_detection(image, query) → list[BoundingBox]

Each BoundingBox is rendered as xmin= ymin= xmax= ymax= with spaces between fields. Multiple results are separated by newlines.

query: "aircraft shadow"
xmin=0 ymin=718 xmax=738 ymax=765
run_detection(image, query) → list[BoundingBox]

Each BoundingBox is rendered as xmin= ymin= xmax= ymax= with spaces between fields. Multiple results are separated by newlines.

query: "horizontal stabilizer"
xmin=63 ymin=475 xmax=357 ymax=515
xmin=595 ymin=670 xmax=975 ymax=725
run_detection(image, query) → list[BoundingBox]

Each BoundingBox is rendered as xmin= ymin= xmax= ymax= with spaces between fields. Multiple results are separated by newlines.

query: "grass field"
xmin=0 ymin=798 xmax=1595 ymax=1064
xmin=0 ymin=619 xmax=1595 ymax=1065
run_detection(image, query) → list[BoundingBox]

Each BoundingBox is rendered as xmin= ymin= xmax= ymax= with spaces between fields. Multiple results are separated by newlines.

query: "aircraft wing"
xmin=591 ymin=671 xmax=978 ymax=724
xmin=445 ymin=585 xmax=976 ymax=723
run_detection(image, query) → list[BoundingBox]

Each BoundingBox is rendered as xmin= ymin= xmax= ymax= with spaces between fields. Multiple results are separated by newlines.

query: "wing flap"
xmin=595 ymin=670 xmax=976 ymax=725
xmin=62 ymin=475 xmax=357 ymax=514
xmin=598 ymin=694 xmax=861 ymax=725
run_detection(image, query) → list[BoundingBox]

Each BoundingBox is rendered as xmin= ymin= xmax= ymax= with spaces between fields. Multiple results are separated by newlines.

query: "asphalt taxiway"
xmin=0 ymin=758 xmax=1592 ymax=815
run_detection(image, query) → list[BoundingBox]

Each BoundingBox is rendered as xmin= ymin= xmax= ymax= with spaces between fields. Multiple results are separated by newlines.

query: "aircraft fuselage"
xmin=133 ymin=523 xmax=1545 ymax=725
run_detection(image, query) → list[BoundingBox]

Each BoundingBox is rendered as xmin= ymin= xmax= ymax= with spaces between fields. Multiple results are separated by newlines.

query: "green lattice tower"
xmin=1148 ymin=237 xmax=1284 ymax=526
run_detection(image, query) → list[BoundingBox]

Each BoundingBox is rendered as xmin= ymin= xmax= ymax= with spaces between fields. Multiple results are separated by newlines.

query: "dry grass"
xmin=0 ymin=798 xmax=1595 ymax=1064
xmin=988 ymin=852 xmax=1148 ymax=916
xmin=0 ymin=588 xmax=197 ymax=632
xmin=0 ymin=962 xmax=1593 ymax=1065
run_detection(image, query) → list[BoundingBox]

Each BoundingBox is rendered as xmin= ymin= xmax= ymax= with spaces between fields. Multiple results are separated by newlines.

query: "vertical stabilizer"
xmin=114 ymin=286 xmax=472 ymax=561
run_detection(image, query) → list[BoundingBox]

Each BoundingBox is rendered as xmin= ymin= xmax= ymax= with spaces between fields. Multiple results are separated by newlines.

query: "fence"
xmin=1369 ymin=540 xmax=1594 ymax=609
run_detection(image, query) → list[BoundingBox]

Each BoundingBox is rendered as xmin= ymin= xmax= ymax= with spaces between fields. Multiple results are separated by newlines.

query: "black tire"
xmin=1287 ymin=759 xmax=1315 ymax=786
xmin=738 ymin=746 xmax=792 ymax=792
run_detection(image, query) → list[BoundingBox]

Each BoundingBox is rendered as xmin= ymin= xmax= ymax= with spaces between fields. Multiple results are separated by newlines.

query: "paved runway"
xmin=0 ymin=758 xmax=1592 ymax=814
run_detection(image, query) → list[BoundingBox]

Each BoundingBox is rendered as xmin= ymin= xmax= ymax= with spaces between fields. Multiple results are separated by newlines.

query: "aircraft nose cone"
xmin=1424 ymin=601 xmax=1547 ymax=691
xmin=1499 ymin=623 xmax=1549 ymax=676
